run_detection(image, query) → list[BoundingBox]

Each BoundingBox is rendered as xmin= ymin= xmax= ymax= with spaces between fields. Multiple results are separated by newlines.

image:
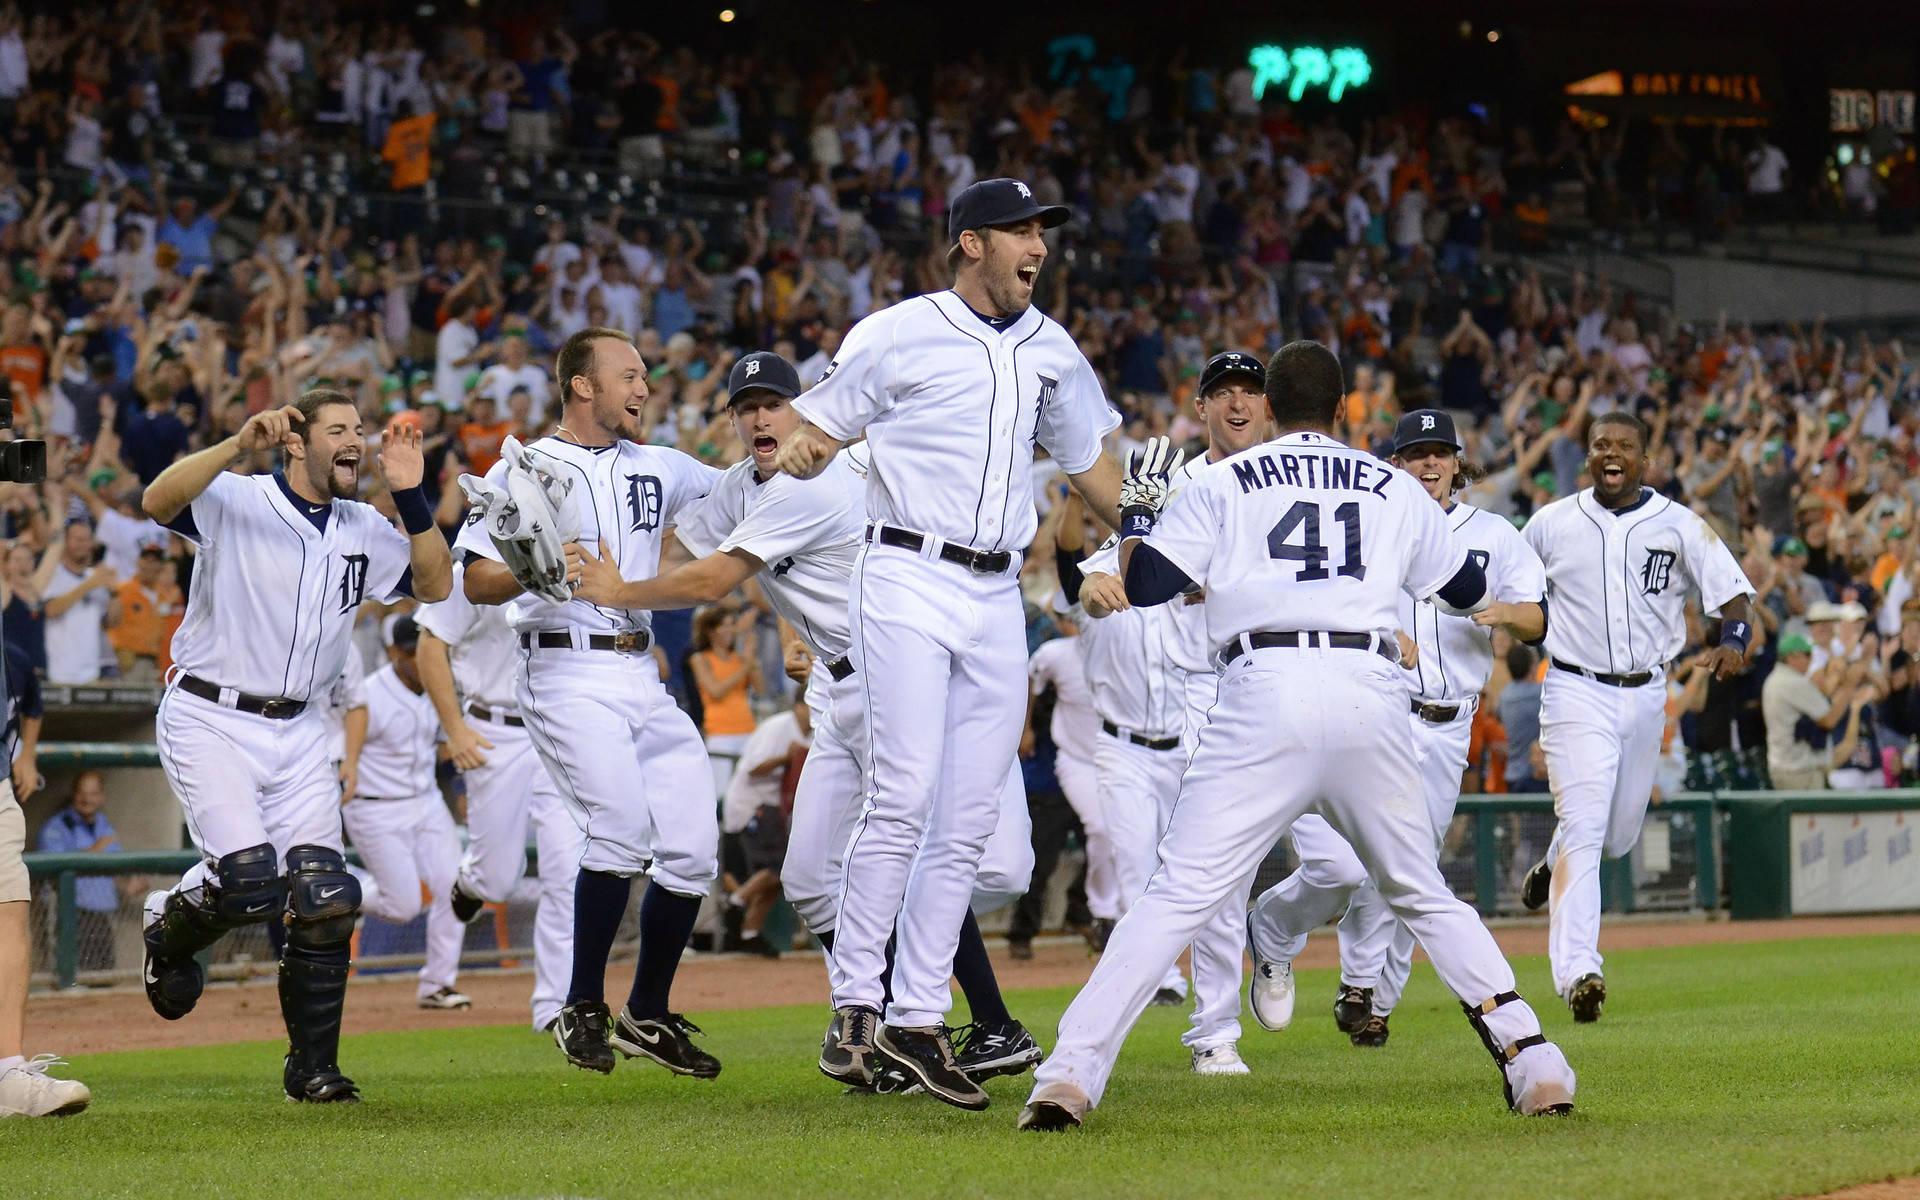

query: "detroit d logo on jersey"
xmin=337 ymin=553 xmax=369 ymax=612
xmin=625 ymin=474 xmax=663 ymax=532
xmin=1641 ymin=549 xmax=1677 ymax=595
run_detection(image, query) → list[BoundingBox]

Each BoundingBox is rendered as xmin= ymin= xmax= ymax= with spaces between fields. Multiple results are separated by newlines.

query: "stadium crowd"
xmin=4 ymin=2 xmax=1920 ymax=824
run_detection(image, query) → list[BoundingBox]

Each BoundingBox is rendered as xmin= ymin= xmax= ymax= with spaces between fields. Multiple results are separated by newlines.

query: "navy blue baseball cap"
xmin=1392 ymin=409 xmax=1464 ymax=454
xmin=1198 ymin=350 xmax=1266 ymax=396
xmin=726 ymin=351 xmax=802 ymax=406
xmin=947 ymin=178 xmax=1071 ymax=244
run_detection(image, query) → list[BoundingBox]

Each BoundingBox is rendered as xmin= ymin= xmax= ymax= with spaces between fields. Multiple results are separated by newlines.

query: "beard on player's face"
xmin=298 ymin=423 xmax=363 ymax=500
xmin=975 ymin=223 xmax=1046 ymax=316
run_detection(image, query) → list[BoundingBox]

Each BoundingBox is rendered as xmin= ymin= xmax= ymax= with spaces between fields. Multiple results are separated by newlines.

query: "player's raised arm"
xmin=140 ymin=404 xmax=304 ymax=525
xmin=374 ymin=422 xmax=453 ymax=603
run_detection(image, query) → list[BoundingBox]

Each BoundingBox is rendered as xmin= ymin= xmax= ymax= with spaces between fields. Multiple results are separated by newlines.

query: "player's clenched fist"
xmin=776 ymin=425 xmax=836 ymax=479
xmin=235 ymin=404 xmax=305 ymax=453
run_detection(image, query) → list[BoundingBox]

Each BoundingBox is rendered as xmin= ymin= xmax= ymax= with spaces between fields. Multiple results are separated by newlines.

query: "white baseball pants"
xmin=343 ymin=788 xmax=464 ymax=999
xmin=1097 ymin=731 xmax=1246 ymax=1047
xmin=154 ymin=688 xmax=344 ymax=901
xmin=1338 ymin=709 xmax=1475 ymax=1014
xmin=455 ymin=711 xmax=585 ymax=1030
xmin=1056 ymin=749 xmax=1120 ymax=921
xmin=785 ymin=667 xmax=1033 ymax=936
xmin=835 ymin=545 xmax=1026 ymax=1028
xmin=517 ymin=644 xmax=719 ymax=897
xmin=1037 ymin=646 xmax=1549 ymax=1109
xmin=1538 ymin=668 xmax=1666 ymax=996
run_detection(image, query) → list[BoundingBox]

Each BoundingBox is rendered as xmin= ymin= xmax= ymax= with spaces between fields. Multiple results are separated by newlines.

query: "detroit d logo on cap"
xmin=1015 ymin=181 xmax=1032 ymax=199
xmin=744 ymin=360 xmax=761 ymax=378
xmin=1420 ymin=414 xmax=1437 ymax=431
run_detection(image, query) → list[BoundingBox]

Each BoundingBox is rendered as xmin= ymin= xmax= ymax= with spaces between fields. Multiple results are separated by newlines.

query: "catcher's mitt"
xmin=459 ymin=437 xmax=581 ymax=605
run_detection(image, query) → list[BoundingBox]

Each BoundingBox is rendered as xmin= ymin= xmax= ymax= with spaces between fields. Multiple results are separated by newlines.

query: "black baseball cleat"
xmin=736 ymin=933 xmax=780 ymax=959
xmin=1350 ymin=1013 xmax=1391 ymax=1048
xmin=284 ymin=1065 xmax=361 ymax=1104
xmin=1148 ymin=987 xmax=1185 ymax=1008
xmin=552 ymin=1001 xmax=616 ymax=1073
xmin=142 ymin=925 xmax=203 ymax=1021
xmin=449 ymin=882 xmax=485 ymax=924
xmin=1085 ymin=918 xmax=1114 ymax=954
xmin=1333 ymin=984 xmax=1374 ymax=1035
xmin=874 ymin=1023 xmax=989 ymax=1110
xmin=820 ymin=1005 xmax=879 ymax=1086
xmin=1008 ymin=938 xmax=1033 ymax=961
xmin=611 ymin=1009 xmax=722 ymax=1078
xmin=1521 ymin=857 xmax=1553 ymax=911
xmin=1567 ymin=974 xmax=1607 ymax=1023
xmin=951 ymin=1019 xmax=1045 ymax=1081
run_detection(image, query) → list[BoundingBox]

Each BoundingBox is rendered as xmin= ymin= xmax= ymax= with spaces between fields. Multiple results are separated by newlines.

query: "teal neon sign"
xmin=1249 ymin=45 xmax=1372 ymax=103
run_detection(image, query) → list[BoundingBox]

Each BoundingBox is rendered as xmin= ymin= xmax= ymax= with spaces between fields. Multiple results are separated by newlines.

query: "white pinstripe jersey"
xmin=674 ymin=445 xmax=868 ymax=661
xmin=413 ymin=561 xmax=520 ymax=712
xmin=352 ymin=663 xmax=441 ymax=799
xmin=167 ymin=471 xmax=413 ymax=703
xmin=1146 ymin=432 xmax=1470 ymax=651
xmin=1523 ymin=487 xmax=1754 ymax=675
xmin=793 ymin=290 xmax=1120 ymax=555
xmin=1401 ymin=502 xmax=1547 ymax=703
xmin=454 ymin=437 xmax=720 ymax=635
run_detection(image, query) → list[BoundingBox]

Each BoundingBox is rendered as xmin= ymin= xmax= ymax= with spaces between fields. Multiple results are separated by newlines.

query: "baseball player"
xmin=138 ymin=389 xmax=452 ymax=1104
xmin=1023 ymin=605 xmax=1116 ymax=947
xmin=1019 ymin=341 xmax=1576 ymax=1132
xmin=585 ymin=351 xmax=1046 ymax=1086
xmin=416 ymin=559 xmax=584 ymax=1033
xmin=339 ymin=615 xmax=471 ymax=1011
xmin=1069 ymin=349 xmax=1276 ymax=1074
xmin=1245 ymin=409 xmax=1547 ymax=1049
xmin=776 ymin=177 xmax=1125 ymax=1110
xmin=459 ymin=326 xmax=723 ymax=1079
xmin=1517 ymin=411 xmax=1754 ymax=1021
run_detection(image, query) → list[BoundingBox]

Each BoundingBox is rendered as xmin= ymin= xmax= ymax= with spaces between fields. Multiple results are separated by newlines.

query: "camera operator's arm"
xmin=141 ymin=406 xmax=303 ymax=526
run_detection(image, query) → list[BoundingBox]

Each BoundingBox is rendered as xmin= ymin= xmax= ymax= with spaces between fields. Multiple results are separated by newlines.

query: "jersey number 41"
xmin=1267 ymin=500 xmax=1366 ymax=582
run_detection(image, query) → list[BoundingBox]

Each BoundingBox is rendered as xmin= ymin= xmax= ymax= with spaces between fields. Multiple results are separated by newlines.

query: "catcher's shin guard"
xmin=279 ymin=845 xmax=361 ymax=1079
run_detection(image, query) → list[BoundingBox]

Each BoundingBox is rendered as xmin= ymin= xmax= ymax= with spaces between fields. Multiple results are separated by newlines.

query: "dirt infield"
xmin=26 ymin=912 xmax=1920 ymax=1056
xmin=1813 ymin=1181 xmax=1920 ymax=1199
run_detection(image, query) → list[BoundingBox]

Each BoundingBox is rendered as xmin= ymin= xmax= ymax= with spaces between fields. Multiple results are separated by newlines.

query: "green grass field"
xmin=5 ymin=934 xmax=1918 ymax=1200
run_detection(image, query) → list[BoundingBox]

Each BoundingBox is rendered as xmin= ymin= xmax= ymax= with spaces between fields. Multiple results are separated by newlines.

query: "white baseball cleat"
xmin=1248 ymin=958 xmax=1296 ymax=1031
xmin=1508 ymin=1041 xmax=1577 ymax=1116
xmin=1017 ymin=1080 xmax=1090 ymax=1132
xmin=1191 ymin=1044 xmax=1251 ymax=1075
xmin=417 ymin=986 xmax=473 ymax=1010
xmin=0 ymin=1056 xmax=91 ymax=1118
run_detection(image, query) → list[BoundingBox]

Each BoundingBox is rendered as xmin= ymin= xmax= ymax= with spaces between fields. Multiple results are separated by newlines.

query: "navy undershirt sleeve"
xmin=1122 ymin=543 xmax=1195 ymax=606
xmin=1055 ymin=545 xmax=1086 ymax=605
xmin=1527 ymin=596 xmax=1549 ymax=646
xmin=1435 ymin=556 xmax=1488 ymax=611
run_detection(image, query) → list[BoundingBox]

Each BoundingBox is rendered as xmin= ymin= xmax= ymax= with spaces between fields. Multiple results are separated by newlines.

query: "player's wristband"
xmin=1719 ymin=618 xmax=1752 ymax=653
xmin=392 ymin=485 xmax=435 ymax=536
xmin=1119 ymin=506 xmax=1156 ymax=541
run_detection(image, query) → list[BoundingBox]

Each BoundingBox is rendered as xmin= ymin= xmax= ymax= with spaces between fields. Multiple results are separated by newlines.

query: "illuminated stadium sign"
xmin=1248 ymin=45 xmax=1372 ymax=103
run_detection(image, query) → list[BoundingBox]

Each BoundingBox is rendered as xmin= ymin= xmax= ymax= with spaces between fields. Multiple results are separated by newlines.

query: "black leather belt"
xmin=1551 ymin=658 xmax=1653 ymax=688
xmin=176 ymin=674 xmax=307 ymax=720
xmin=467 ymin=702 xmax=525 ymax=728
xmin=825 ymin=655 xmax=855 ymax=682
xmin=1221 ymin=630 xmax=1399 ymax=666
xmin=522 ymin=629 xmax=652 ymax=654
xmin=1101 ymin=719 xmax=1181 ymax=751
xmin=868 ymin=524 xmax=1012 ymax=575
xmin=1412 ymin=699 xmax=1462 ymax=724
